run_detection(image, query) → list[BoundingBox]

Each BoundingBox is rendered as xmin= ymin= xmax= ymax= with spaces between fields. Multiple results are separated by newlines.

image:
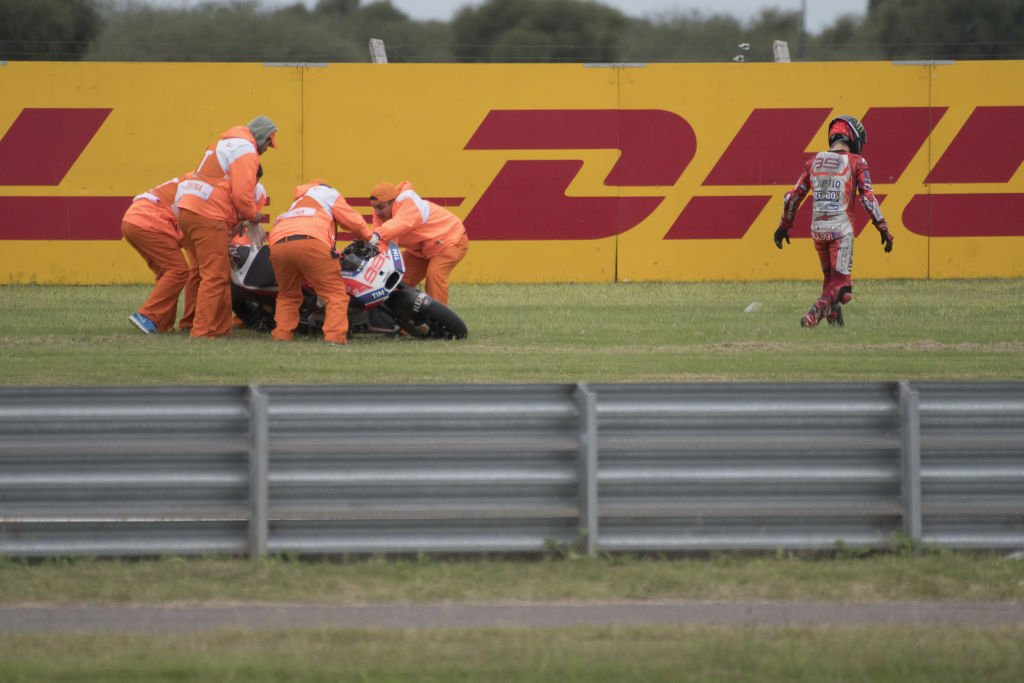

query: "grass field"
xmin=0 ymin=279 xmax=1021 ymax=384
xmin=3 ymin=625 xmax=1022 ymax=683
xmin=4 ymin=551 xmax=1024 ymax=603
xmin=2 ymin=280 xmax=1022 ymax=681
xmin=2 ymin=553 xmax=1023 ymax=682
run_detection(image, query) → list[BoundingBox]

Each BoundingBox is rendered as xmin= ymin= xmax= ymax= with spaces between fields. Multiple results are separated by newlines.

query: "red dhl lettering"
xmin=903 ymin=106 xmax=1024 ymax=237
xmin=0 ymin=108 xmax=125 ymax=240
xmin=0 ymin=108 xmax=112 ymax=186
xmin=463 ymin=109 xmax=695 ymax=240
xmin=667 ymin=106 xmax=939 ymax=239
xmin=1 ymin=107 xmax=1022 ymax=241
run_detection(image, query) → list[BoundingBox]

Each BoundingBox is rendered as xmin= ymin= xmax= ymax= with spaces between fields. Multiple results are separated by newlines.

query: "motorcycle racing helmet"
xmin=828 ymin=115 xmax=866 ymax=154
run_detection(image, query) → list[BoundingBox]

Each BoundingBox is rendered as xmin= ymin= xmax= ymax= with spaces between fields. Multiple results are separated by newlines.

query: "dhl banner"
xmin=1 ymin=61 xmax=1022 ymax=284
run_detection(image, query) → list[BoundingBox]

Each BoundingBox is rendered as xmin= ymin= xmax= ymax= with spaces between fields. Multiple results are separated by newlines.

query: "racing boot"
xmin=826 ymin=304 xmax=845 ymax=327
xmin=800 ymin=299 xmax=831 ymax=328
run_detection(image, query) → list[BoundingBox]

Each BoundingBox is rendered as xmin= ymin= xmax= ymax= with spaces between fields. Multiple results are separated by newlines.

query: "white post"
xmin=773 ymin=40 xmax=792 ymax=63
xmin=369 ymin=38 xmax=388 ymax=64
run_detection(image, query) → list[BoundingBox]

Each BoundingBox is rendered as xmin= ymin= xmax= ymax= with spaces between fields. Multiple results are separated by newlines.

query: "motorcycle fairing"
xmin=342 ymin=241 xmax=406 ymax=308
xmin=229 ymin=244 xmax=278 ymax=290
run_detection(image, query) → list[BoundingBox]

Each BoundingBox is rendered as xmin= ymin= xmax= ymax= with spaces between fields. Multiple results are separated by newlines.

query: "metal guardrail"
xmin=0 ymin=382 xmax=1021 ymax=558
xmin=916 ymin=383 xmax=1024 ymax=548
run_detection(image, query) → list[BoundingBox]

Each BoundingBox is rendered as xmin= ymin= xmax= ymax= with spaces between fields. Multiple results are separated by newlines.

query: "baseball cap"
xmin=369 ymin=182 xmax=398 ymax=207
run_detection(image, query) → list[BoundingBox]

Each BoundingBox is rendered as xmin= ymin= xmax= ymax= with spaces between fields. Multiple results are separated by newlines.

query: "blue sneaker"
xmin=129 ymin=312 xmax=157 ymax=335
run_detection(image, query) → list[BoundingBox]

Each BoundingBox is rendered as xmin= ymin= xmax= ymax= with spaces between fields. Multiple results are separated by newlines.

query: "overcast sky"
xmin=137 ymin=1 xmax=870 ymax=34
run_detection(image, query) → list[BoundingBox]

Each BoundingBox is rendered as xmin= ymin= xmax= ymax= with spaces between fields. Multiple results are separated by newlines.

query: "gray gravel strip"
xmin=3 ymin=600 xmax=1023 ymax=633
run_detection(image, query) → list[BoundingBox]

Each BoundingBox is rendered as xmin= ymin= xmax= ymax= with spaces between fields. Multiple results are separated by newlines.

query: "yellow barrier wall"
xmin=0 ymin=62 xmax=302 ymax=284
xmin=926 ymin=61 xmax=1024 ymax=278
xmin=618 ymin=62 xmax=934 ymax=282
xmin=1 ymin=61 xmax=1021 ymax=284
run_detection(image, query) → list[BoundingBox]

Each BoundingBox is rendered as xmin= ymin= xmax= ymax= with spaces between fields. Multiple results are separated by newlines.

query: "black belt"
xmin=279 ymin=234 xmax=311 ymax=243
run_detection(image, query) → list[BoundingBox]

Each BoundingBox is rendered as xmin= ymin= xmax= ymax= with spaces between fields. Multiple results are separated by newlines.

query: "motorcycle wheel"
xmin=388 ymin=286 xmax=468 ymax=340
xmin=419 ymin=298 xmax=468 ymax=339
xmin=231 ymin=286 xmax=276 ymax=331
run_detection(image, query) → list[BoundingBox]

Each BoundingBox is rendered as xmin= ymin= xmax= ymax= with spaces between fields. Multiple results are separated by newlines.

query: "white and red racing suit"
xmin=779 ymin=150 xmax=888 ymax=309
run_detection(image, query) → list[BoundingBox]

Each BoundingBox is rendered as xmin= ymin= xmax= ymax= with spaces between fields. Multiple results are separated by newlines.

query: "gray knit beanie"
xmin=247 ymin=115 xmax=277 ymax=148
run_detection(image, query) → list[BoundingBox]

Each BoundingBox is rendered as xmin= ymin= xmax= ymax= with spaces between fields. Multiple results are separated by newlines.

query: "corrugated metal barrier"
xmin=1 ymin=383 xmax=1021 ymax=558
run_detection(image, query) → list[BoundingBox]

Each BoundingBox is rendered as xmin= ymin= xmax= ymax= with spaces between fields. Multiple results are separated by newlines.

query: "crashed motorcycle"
xmin=229 ymin=239 xmax=468 ymax=340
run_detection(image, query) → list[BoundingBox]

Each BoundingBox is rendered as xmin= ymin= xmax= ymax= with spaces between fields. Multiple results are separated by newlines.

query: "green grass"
xmin=3 ymin=552 xmax=1023 ymax=604
xmin=2 ymin=281 xmax=1022 ymax=682
xmin=0 ymin=280 xmax=1021 ymax=384
xmin=2 ymin=626 xmax=1023 ymax=682
xmin=4 ymin=552 xmax=1021 ymax=682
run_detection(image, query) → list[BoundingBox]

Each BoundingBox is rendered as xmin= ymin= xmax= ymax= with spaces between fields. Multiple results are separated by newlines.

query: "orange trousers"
xmin=121 ymin=221 xmax=198 ymax=332
xmin=401 ymin=232 xmax=469 ymax=305
xmin=179 ymin=209 xmax=233 ymax=339
xmin=269 ymin=238 xmax=350 ymax=344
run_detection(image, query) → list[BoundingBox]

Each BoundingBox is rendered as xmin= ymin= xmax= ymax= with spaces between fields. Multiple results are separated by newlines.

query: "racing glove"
xmin=773 ymin=225 xmax=790 ymax=250
xmin=878 ymin=223 xmax=894 ymax=253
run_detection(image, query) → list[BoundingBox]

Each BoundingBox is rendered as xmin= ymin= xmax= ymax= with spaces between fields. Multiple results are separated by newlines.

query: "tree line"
xmin=1 ymin=0 xmax=1022 ymax=63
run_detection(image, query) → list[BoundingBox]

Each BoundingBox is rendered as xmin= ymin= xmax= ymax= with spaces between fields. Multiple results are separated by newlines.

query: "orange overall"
xmin=356 ymin=181 xmax=468 ymax=305
xmin=269 ymin=181 xmax=366 ymax=344
xmin=177 ymin=126 xmax=265 ymax=338
xmin=121 ymin=176 xmax=198 ymax=332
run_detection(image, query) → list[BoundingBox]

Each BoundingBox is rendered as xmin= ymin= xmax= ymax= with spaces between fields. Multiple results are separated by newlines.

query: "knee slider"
xmin=838 ymin=285 xmax=853 ymax=304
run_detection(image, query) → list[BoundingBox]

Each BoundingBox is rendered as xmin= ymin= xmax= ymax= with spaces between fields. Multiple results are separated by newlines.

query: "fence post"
xmin=574 ymin=383 xmax=599 ymax=557
xmin=899 ymin=381 xmax=922 ymax=541
xmin=772 ymin=40 xmax=792 ymax=62
xmin=369 ymin=38 xmax=388 ymax=64
xmin=248 ymin=385 xmax=269 ymax=560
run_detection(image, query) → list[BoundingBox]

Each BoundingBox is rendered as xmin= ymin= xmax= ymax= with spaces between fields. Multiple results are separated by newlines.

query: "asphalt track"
xmin=3 ymin=600 xmax=1023 ymax=633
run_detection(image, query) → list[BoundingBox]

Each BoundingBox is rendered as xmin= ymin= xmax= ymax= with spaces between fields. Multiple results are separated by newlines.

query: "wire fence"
xmin=4 ymin=38 xmax=1024 ymax=63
